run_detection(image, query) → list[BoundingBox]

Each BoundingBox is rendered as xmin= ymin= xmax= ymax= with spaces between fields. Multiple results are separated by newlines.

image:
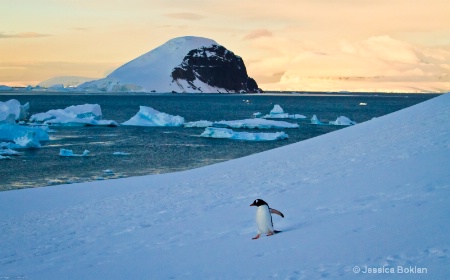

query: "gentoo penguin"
xmin=250 ymin=199 xmax=284 ymax=240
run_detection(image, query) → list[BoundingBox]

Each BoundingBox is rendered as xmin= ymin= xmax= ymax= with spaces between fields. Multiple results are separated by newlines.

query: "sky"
xmin=1 ymin=0 xmax=449 ymax=92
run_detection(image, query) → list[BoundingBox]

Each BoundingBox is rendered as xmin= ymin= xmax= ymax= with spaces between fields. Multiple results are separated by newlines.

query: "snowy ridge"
xmin=0 ymin=94 xmax=449 ymax=279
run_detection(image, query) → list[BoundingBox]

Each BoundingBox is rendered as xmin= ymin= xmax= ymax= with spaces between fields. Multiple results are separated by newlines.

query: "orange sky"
xmin=1 ymin=0 xmax=449 ymax=92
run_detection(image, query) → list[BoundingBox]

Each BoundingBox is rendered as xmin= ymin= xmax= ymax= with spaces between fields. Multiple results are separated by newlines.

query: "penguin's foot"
xmin=267 ymin=231 xmax=274 ymax=236
xmin=252 ymin=234 xmax=261 ymax=240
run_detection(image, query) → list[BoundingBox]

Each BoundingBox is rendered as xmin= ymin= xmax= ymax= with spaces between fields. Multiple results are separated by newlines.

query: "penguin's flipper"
xmin=270 ymin=208 xmax=284 ymax=218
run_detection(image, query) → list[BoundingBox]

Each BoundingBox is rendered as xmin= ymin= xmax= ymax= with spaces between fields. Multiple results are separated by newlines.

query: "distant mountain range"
xmin=72 ymin=36 xmax=261 ymax=93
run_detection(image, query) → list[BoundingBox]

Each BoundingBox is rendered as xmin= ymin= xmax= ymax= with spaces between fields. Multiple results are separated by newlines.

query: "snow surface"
xmin=122 ymin=106 xmax=185 ymax=127
xmin=0 ymin=94 xmax=449 ymax=279
xmin=29 ymin=104 xmax=118 ymax=127
xmin=200 ymin=127 xmax=288 ymax=141
xmin=214 ymin=118 xmax=299 ymax=129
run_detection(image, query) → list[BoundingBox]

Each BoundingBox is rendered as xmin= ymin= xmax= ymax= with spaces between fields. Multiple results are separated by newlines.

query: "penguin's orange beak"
xmin=250 ymin=203 xmax=256 ymax=206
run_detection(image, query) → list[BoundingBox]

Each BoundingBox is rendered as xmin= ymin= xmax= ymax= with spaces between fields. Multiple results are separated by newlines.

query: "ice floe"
xmin=200 ymin=127 xmax=288 ymax=141
xmin=183 ymin=120 xmax=213 ymax=128
xmin=113 ymin=152 xmax=130 ymax=156
xmin=122 ymin=106 xmax=185 ymax=127
xmin=213 ymin=118 xmax=299 ymax=129
xmin=59 ymin=149 xmax=90 ymax=157
xmin=311 ymin=114 xmax=357 ymax=126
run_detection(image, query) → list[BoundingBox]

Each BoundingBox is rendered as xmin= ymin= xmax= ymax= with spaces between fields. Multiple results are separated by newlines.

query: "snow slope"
xmin=0 ymin=94 xmax=449 ymax=279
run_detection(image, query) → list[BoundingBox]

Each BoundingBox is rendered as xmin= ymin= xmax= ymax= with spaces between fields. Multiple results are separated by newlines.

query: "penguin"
xmin=250 ymin=199 xmax=284 ymax=240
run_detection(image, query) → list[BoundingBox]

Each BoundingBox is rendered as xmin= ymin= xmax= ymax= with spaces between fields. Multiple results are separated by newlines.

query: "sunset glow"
xmin=1 ymin=0 xmax=449 ymax=92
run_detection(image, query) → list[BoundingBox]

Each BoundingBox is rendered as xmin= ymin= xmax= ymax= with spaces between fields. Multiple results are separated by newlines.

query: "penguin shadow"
xmin=277 ymin=221 xmax=309 ymax=234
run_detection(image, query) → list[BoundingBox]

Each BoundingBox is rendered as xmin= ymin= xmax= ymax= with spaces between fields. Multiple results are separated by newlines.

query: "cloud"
xmin=164 ymin=13 xmax=206 ymax=21
xmin=243 ymin=29 xmax=273 ymax=40
xmin=0 ymin=32 xmax=51 ymax=39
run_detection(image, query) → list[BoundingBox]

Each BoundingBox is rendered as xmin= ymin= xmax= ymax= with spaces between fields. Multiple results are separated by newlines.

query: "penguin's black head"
xmin=250 ymin=199 xmax=268 ymax=207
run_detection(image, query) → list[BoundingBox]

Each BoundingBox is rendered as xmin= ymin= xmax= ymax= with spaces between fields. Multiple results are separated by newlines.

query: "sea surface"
xmin=0 ymin=93 xmax=437 ymax=191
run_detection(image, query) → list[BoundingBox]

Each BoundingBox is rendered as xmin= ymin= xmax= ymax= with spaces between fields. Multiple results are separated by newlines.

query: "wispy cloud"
xmin=243 ymin=29 xmax=273 ymax=40
xmin=0 ymin=32 xmax=51 ymax=39
xmin=164 ymin=12 xmax=206 ymax=21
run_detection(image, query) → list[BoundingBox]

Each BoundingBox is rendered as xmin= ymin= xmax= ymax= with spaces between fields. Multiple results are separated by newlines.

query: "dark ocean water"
xmin=0 ymin=93 xmax=437 ymax=190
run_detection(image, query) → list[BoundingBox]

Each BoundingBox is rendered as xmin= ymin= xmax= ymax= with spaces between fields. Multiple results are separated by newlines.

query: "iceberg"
xmin=213 ymin=118 xmax=299 ymax=129
xmin=29 ymin=104 xmax=118 ymax=127
xmin=184 ymin=120 xmax=213 ymax=128
xmin=59 ymin=149 xmax=90 ymax=157
xmin=200 ymin=127 xmax=288 ymax=141
xmin=311 ymin=114 xmax=324 ymax=125
xmin=261 ymin=104 xmax=306 ymax=119
xmin=0 ymin=99 xmax=30 ymax=122
xmin=329 ymin=116 xmax=357 ymax=126
xmin=122 ymin=106 xmax=185 ymax=127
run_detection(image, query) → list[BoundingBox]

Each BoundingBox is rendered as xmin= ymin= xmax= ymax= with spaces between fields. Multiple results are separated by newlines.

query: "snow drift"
xmin=0 ymin=94 xmax=449 ymax=279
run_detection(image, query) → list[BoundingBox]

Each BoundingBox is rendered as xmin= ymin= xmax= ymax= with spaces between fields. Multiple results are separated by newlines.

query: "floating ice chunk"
xmin=184 ymin=120 xmax=213 ymax=128
xmin=122 ymin=106 xmax=184 ymax=127
xmin=0 ymin=99 xmax=29 ymax=122
xmin=253 ymin=112 xmax=262 ymax=118
xmin=213 ymin=118 xmax=298 ymax=129
xmin=113 ymin=152 xmax=130 ymax=156
xmin=30 ymin=104 xmax=118 ymax=127
xmin=329 ymin=116 xmax=357 ymax=126
xmin=359 ymin=102 xmax=367 ymax=106
xmin=270 ymin=104 xmax=284 ymax=115
xmin=311 ymin=114 xmax=324 ymax=125
xmin=13 ymin=132 xmax=42 ymax=148
xmin=261 ymin=104 xmax=306 ymax=119
xmin=262 ymin=104 xmax=289 ymax=119
xmin=0 ymin=155 xmax=12 ymax=160
xmin=59 ymin=149 xmax=90 ymax=157
xmin=200 ymin=127 xmax=288 ymax=141
xmin=0 ymin=123 xmax=49 ymax=143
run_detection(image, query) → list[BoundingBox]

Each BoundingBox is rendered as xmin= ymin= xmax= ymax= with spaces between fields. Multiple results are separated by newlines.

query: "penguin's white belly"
xmin=256 ymin=205 xmax=274 ymax=234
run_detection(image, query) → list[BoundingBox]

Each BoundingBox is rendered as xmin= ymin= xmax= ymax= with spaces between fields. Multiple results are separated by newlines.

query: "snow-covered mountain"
xmin=77 ymin=36 xmax=261 ymax=93
xmin=38 ymin=76 xmax=96 ymax=88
